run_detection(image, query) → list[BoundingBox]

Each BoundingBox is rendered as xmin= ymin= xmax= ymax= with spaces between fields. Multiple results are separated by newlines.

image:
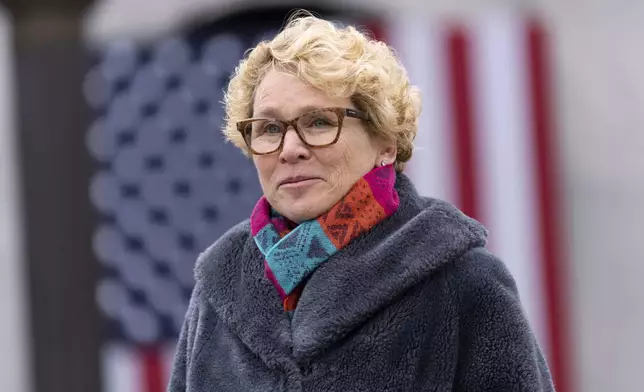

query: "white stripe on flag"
xmin=389 ymin=14 xmax=456 ymax=203
xmin=470 ymin=11 xmax=549 ymax=355
xmin=101 ymin=344 xmax=141 ymax=392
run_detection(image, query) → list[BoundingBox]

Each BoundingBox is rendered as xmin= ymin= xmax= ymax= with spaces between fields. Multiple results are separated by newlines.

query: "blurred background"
xmin=0 ymin=0 xmax=642 ymax=391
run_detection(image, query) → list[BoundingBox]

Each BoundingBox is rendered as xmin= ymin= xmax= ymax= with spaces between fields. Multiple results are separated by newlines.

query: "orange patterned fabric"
xmin=318 ymin=178 xmax=387 ymax=249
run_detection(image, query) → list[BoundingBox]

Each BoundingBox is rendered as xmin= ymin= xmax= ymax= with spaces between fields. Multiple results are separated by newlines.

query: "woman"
xmin=169 ymin=12 xmax=555 ymax=392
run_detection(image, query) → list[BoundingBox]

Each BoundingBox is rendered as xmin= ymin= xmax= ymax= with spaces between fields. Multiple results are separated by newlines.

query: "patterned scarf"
xmin=250 ymin=164 xmax=400 ymax=312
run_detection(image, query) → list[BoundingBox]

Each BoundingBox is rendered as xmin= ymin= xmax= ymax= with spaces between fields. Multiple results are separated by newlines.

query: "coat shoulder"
xmin=442 ymin=246 xmax=528 ymax=331
xmin=193 ymin=219 xmax=251 ymax=285
xmin=448 ymin=247 xmax=518 ymax=295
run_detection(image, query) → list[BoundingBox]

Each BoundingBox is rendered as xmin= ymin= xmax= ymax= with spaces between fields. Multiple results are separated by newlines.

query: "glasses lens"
xmin=246 ymin=120 xmax=284 ymax=153
xmin=297 ymin=110 xmax=340 ymax=146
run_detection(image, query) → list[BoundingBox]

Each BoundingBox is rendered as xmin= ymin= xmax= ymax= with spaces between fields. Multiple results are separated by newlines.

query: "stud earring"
xmin=380 ymin=160 xmax=387 ymax=167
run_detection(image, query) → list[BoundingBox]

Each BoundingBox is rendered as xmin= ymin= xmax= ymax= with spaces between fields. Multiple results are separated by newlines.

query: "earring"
xmin=380 ymin=160 xmax=387 ymax=167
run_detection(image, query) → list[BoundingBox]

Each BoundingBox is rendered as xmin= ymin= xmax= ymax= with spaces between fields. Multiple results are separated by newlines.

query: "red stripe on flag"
xmin=446 ymin=26 xmax=480 ymax=219
xmin=363 ymin=19 xmax=386 ymax=43
xmin=141 ymin=346 xmax=164 ymax=392
xmin=526 ymin=17 xmax=572 ymax=392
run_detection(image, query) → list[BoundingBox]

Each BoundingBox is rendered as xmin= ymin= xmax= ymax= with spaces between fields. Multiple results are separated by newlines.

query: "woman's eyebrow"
xmin=254 ymin=105 xmax=325 ymax=119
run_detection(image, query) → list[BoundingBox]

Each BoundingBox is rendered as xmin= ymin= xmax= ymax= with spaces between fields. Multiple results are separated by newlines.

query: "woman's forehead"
xmin=253 ymin=71 xmax=351 ymax=118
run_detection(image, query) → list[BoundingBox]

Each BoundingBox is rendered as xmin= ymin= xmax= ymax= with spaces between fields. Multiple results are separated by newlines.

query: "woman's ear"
xmin=376 ymin=138 xmax=397 ymax=166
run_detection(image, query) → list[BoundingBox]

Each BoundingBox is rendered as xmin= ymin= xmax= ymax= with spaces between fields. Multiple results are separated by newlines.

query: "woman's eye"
xmin=311 ymin=118 xmax=331 ymax=127
xmin=264 ymin=123 xmax=282 ymax=133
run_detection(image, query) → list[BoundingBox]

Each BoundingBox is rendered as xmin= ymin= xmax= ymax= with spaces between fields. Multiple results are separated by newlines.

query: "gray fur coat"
xmin=168 ymin=174 xmax=555 ymax=391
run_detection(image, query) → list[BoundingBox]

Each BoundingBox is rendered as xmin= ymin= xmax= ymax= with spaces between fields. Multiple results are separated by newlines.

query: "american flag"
xmin=85 ymin=12 xmax=269 ymax=392
xmin=85 ymin=7 xmax=571 ymax=392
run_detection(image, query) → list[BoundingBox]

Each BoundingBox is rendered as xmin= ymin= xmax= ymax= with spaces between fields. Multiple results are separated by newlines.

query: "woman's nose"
xmin=279 ymin=127 xmax=310 ymax=162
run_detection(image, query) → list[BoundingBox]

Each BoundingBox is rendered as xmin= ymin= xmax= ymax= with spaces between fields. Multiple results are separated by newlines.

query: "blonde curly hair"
xmin=222 ymin=11 xmax=421 ymax=173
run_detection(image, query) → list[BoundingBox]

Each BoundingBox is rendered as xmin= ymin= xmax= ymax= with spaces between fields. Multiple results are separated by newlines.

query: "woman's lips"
xmin=279 ymin=178 xmax=321 ymax=189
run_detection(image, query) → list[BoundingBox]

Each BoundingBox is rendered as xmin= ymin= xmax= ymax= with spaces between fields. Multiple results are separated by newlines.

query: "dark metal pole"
xmin=1 ymin=2 xmax=101 ymax=391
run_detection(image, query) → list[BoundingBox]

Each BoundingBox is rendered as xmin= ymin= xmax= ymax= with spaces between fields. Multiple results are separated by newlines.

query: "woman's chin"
xmin=278 ymin=197 xmax=330 ymax=222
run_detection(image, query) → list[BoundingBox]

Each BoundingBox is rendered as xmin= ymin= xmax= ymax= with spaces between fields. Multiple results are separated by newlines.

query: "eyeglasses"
xmin=236 ymin=107 xmax=369 ymax=155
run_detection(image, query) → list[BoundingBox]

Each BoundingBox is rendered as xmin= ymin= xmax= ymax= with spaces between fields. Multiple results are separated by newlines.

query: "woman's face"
xmin=251 ymin=69 xmax=396 ymax=222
